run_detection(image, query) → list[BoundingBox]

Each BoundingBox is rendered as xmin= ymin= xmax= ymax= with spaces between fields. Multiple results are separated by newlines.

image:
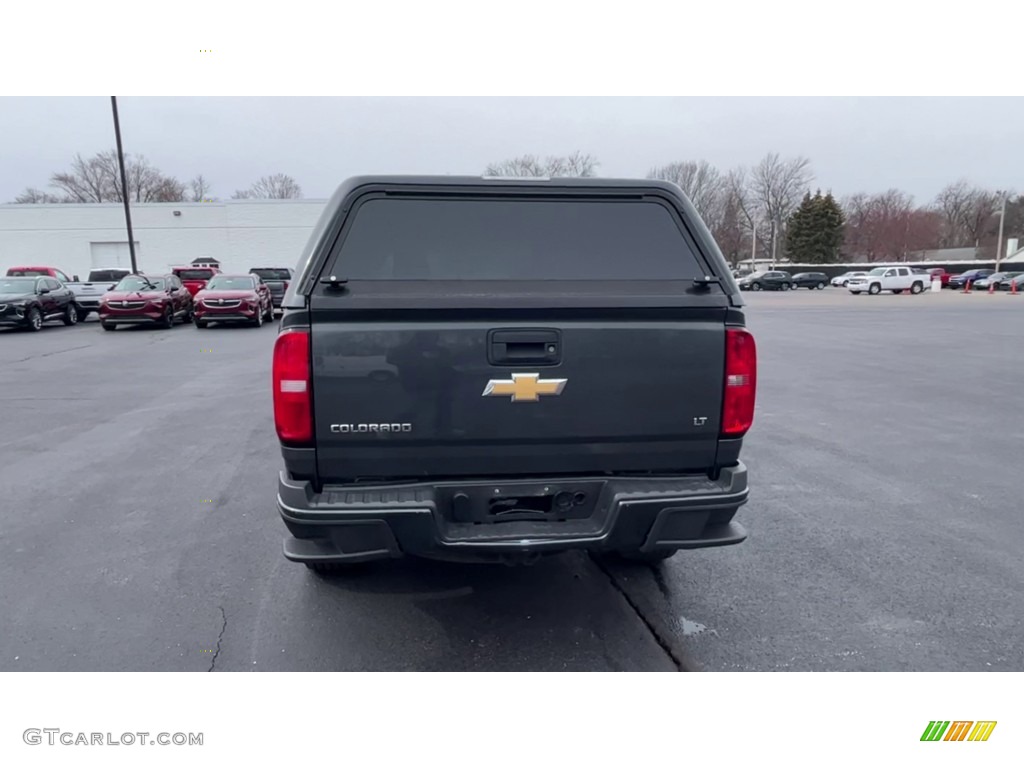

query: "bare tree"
xmin=190 ymin=174 xmax=213 ymax=202
xmin=750 ymin=153 xmax=813 ymax=262
xmin=485 ymin=152 xmax=599 ymax=178
xmin=45 ymin=150 xmax=187 ymax=203
xmin=933 ymin=179 xmax=973 ymax=247
xmin=960 ymin=188 xmax=1000 ymax=249
xmin=842 ymin=189 xmax=941 ymax=262
xmin=233 ymin=173 xmax=303 ymax=199
xmin=647 ymin=160 xmax=726 ymax=225
xmin=12 ymin=187 xmax=63 ymax=204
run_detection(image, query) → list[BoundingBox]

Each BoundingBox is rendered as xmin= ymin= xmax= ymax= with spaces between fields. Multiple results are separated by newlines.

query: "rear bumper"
xmin=277 ymin=463 xmax=749 ymax=564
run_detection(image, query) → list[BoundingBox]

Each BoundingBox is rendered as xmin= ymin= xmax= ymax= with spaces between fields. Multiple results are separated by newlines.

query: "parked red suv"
xmin=171 ymin=265 xmax=221 ymax=297
xmin=99 ymin=273 xmax=194 ymax=331
xmin=193 ymin=274 xmax=274 ymax=328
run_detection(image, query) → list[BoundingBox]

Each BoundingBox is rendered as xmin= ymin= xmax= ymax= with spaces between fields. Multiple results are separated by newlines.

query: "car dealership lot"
xmin=1 ymin=292 xmax=1022 ymax=671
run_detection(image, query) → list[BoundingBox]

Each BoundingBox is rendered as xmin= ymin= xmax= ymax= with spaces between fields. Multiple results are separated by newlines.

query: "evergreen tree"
xmin=785 ymin=190 xmax=846 ymax=263
xmin=785 ymin=192 xmax=816 ymax=262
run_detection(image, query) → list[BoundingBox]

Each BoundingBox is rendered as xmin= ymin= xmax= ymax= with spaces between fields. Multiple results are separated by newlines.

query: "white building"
xmin=0 ymin=199 xmax=328 ymax=279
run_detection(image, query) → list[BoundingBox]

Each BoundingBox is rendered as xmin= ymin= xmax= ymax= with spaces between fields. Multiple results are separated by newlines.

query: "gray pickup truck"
xmin=249 ymin=267 xmax=293 ymax=313
xmin=272 ymin=176 xmax=757 ymax=573
xmin=66 ymin=268 xmax=131 ymax=318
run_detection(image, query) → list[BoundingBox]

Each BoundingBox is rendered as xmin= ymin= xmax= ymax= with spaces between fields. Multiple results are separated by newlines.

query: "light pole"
xmin=110 ymin=96 xmax=139 ymax=274
xmin=994 ymin=191 xmax=1008 ymax=272
xmin=750 ymin=217 xmax=757 ymax=271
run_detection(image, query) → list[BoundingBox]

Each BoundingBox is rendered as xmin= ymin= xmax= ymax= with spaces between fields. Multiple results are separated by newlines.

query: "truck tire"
xmin=26 ymin=307 xmax=43 ymax=332
xmin=76 ymin=305 xmax=90 ymax=321
xmin=892 ymin=289 xmax=903 ymax=295
xmin=850 ymin=290 xmax=861 ymax=295
xmin=868 ymin=283 xmax=882 ymax=295
xmin=911 ymin=282 xmax=923 ymax=294
xmin=62 ymin=303 xmax=79 ymax=326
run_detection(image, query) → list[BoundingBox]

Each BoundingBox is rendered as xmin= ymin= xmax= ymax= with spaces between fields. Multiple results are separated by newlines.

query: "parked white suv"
xmin=847 ymin=267 xmax=928 ymax=295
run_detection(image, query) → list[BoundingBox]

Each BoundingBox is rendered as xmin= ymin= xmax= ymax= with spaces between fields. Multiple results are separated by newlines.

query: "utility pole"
xmin=994 ymin=191 xmax=1007 ymax=272
xmin=750 ymin=218 xmax=757 ymax=270
xmin=110 ymin=96 xmax=139 ymax=274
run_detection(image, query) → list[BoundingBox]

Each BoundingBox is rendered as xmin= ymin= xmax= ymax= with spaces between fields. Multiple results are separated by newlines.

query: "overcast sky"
xmin=1 ymin=97 xmax=1021 ymax=204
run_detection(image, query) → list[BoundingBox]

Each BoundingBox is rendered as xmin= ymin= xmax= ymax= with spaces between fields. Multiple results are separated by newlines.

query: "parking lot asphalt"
xmin=1 ymin=289 xmax=1022 ymax=671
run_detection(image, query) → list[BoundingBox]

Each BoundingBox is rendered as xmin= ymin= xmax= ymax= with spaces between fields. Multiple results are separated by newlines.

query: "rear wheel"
xmin=892 ymin=289 xmax=903 ymax=295
xmin=751 ymin=282 xmax=762 ymax=291
xmin=781 ymin=282 xmax=791 ymax=291
xmin=62 ymin=303 xmax=78 ymax=326
xmin=263 ymin=302 xmax=274 ymax=321
xmin=161 ymin=305 xmax=174 ymax=329
xmin=816 ymin=282 xmax=826 ymax=290
xmin=911 ymin=282 xmax=923 ymax=294
xmin=26 ymin=307 xmax=43 ymax=332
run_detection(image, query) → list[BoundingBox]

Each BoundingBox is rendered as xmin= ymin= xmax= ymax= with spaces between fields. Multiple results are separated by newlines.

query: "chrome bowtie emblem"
xmin=482 ymin=373 xmax=568 ymax=403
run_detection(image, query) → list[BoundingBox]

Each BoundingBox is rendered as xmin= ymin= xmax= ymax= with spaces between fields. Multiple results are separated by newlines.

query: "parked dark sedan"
xmin=0 ymin=276 xmax=79 ymax=331
xmin=791 ymin=272 xmax=828 ymax=290
xmin=99 ymin=274 xmax=194 ymax=331
xmin=737 ymin=270 xmax=793 ymax=291
xmin=947 ymin=269 xmax=994 ymax=290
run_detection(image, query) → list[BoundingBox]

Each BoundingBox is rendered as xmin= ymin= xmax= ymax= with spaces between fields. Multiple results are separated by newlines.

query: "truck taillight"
xmin=721 ymin=328 xmax=757 ymax=437
xmin=273 ymin=330 xmax=312 ymax=445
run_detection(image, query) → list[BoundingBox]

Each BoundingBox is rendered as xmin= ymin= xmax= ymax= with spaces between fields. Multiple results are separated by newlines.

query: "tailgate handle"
xmin=488 ymin=329 xmax=561 ymax=365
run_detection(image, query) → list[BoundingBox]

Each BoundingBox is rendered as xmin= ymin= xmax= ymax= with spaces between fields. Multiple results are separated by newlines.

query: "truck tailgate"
xmin=310 ymin=312 xmax=725 ymax=482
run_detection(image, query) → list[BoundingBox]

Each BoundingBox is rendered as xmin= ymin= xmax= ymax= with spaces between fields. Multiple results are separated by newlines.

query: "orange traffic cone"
xmin=989 ymin=281 xmax=996 ymax=294
xmin=1012 ymin=281 xmax=1019 ymax=296
xmin=964 ymin=279 xmax=972 ymax=294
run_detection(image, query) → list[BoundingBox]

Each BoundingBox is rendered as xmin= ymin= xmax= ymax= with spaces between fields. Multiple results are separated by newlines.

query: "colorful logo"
xmin=921 ymin=721 xmax=997 ymax=742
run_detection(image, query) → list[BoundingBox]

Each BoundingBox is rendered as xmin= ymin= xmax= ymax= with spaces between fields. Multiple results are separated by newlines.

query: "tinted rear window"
xmin=175 ymin=269 xmax=214 ymax=280
xmin=251 ymin=268 xmax=291 ymax=280
xmin=330 ymin=198 xmax=704 ymax=280
xmin=89 ymin=270 xmax=130 ymax=283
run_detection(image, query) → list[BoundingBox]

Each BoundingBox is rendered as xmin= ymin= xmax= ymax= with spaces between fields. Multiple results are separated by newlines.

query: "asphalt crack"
xmin=208 ymin=607 xmax=227 ymax=672
xmin=589 ymin=554 xmax=687 ymax=671
xmin=6 ymin=343 xmax=94 ymax=365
